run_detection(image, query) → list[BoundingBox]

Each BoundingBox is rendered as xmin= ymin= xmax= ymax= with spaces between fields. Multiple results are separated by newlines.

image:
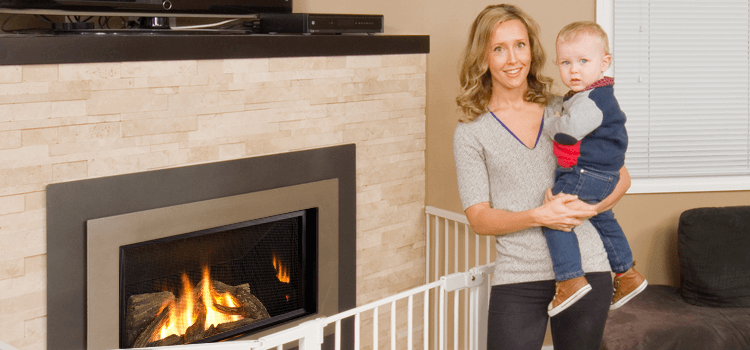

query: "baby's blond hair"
xmin=557 ymin=21 xmax=610 ymax=56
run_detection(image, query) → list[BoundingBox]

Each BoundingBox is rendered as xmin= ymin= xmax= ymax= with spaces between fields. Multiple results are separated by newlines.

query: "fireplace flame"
xmin=201 ymin=266 xmax=241 ymax=327
xmin=272 ymin=252 xmax=290 ymax=284
xmin=151 ymin=266 xmax=243 ymax=343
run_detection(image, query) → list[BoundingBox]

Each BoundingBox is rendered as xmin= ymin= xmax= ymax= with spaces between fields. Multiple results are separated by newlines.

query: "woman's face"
xmin=485 ymin=19 xmax=532 ymax=93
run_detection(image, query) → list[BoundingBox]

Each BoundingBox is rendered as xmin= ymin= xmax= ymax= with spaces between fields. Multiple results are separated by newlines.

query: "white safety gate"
xmin=424 ymin=206 xmax=496 ymax=350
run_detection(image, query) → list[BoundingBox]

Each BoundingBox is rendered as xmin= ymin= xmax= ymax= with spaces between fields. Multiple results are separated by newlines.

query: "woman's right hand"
xmin=534 ymin=193 xmax=597 ymax=231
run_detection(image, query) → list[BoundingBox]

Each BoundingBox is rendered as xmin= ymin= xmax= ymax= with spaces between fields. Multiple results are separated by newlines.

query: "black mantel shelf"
xmin=0 ymin=33 xmax=429 ymax=65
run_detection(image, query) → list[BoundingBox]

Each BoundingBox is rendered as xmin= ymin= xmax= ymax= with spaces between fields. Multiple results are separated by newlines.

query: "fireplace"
xmin=46 ymin=145 xmax=356 ymax=350
xmin=117 ymin=209 xmax=317 ymax=348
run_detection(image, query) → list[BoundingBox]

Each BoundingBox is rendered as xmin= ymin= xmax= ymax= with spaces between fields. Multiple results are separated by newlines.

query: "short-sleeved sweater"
xmin=453 ymin=107 xmax=610 ymax=286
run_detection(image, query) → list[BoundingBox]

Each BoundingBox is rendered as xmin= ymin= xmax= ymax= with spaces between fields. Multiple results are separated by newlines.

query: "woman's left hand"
xmin=543 ymin=188 xmax=559 ymax=204
xmin=544 ymin=188 xmax=598 ymax=220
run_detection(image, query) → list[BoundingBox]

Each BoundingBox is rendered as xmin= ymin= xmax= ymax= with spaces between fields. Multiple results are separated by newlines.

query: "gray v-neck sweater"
xmin=453 ymin=109 xmax=610 ymax=286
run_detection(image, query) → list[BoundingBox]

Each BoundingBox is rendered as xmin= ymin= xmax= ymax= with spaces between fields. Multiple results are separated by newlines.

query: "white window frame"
xmin=596 ymin=0 xmax=750 ymax=194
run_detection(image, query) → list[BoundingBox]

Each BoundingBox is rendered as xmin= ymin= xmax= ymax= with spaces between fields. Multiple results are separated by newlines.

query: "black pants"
xmin=486 ymin=272 xmax=612 ymax=350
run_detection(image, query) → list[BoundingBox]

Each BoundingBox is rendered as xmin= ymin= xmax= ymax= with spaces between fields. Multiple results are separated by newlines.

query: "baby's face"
xmin=556 ymin=34 xmax=611 ymax=91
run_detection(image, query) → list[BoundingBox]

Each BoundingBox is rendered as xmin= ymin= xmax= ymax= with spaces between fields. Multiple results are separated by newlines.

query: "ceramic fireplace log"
xmin=213 ymin=303 xmax=244 ymax=316
xmin=184 ymin=301 xmax=208 ymax=344
xmin=125 ymin=280 xmax=272 ymax=348
xmin=205 ymin=324 xmax=217 ymax=338
xmin=215 ymin=317 xmax=258 ymax=334
xmin=212 ymin=281 xmax=271 ymax=320
xmin=210 ymin=286 xmax=247 ymax=316
xmin=125 ymin=291 xmax=175 ymax=347
xmin=132 ymin=303 xmax=173 ymax=348
xmin=234 ymin=284 xmax=271 ymax=320
xmin=209 ymin=282 xmax=242 ymax=317
xmin=146 ymin=334 xmax=183 ymax=347
xmin=212 ymin=280 xmax=236 ymax=294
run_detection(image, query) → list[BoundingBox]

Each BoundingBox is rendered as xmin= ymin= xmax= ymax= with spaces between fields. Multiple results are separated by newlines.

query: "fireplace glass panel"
xmin=118 ymin=209 xmax=318 ymax=348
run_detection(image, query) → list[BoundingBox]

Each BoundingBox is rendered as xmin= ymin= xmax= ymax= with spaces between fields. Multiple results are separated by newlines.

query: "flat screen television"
xmin=0 ymin=0 xmax=291 ymax=17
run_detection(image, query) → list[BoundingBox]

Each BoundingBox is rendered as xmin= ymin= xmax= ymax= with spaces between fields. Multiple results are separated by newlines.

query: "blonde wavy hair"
xmin=456 ymin=4 xmax=553 ymax=122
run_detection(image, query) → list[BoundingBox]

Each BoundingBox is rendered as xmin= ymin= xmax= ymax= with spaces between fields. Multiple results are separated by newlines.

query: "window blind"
xmin=613 ymin=0 xmax=750 ymax=179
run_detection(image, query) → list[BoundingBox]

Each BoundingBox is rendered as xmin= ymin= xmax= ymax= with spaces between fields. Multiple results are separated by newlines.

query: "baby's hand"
xmin=545 ymin=95 xmax=564 ymax=117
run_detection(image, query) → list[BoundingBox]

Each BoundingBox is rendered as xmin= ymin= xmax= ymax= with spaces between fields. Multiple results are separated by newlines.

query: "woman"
xmin=453 ymin=4 xmax=631 ymax=350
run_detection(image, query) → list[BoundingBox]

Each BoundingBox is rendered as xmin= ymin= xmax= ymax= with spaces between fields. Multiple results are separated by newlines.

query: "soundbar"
xmin=0 ymin=0 xmax=291 ymax=17
xmin=260 ymin=13 xmax=383 ymax=34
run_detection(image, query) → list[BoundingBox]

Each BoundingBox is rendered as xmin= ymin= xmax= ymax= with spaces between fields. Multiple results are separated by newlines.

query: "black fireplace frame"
xmin=46 ymin=144 xmax=356 ymax=350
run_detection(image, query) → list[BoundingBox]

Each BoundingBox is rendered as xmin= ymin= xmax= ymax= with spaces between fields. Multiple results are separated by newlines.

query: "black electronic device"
xmin=260 ymin=13 xmax=383 ymax=34
xmin=0 ymin=0 xmax=291 ymax=17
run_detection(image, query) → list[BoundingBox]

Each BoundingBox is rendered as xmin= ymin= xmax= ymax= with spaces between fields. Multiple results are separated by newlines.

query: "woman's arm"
xmin=595 ymin=166 xmax=631 ymax=213
xmin=464 ymin=193 xmax=597 ymax=236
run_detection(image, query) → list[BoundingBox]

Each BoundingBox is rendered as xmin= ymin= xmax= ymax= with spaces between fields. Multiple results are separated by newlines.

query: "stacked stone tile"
xmin=0 ymin=54 xmax=426 ymax=350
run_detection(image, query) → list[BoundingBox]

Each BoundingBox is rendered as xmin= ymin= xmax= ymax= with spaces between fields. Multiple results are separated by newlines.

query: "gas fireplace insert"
xmin=47 ymin=145 xmax=356 ymax=350
xmin=119 ymin=209 xmax=317 ymax=348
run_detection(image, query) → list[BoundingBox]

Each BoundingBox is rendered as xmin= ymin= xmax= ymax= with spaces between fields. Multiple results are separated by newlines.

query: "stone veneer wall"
xmin=0 ymin=54 xmax=426 ymax=350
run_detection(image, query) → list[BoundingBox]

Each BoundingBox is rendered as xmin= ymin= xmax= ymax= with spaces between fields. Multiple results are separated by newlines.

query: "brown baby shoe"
xmin=611 ymin=264 xmax=648 ymax=310
xmin=548 ymin=276 xmax=592 ymax=317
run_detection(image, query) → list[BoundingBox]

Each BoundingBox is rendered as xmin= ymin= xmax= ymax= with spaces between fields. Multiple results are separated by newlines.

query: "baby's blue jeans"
xmin=543 ymin=165 xmax=633 ymax=281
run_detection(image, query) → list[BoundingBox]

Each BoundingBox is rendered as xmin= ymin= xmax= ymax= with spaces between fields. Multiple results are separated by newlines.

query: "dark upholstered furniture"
xmin=602 ymin=206 xmax=750 ymax=350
